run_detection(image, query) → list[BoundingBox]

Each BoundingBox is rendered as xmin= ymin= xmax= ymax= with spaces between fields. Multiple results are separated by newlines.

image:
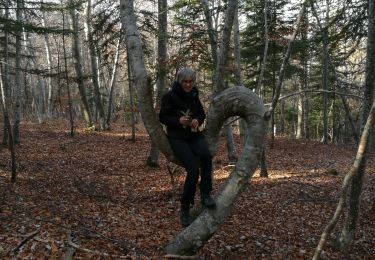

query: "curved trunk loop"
xmin=165 ymin=86 xmax=267 ymax=255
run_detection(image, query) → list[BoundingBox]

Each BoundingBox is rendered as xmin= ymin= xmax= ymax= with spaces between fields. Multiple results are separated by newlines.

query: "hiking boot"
xmin=180 ymin=205 xmax=191 ymax=227
xmin=201 ymin=193 xmax=216 ymax=208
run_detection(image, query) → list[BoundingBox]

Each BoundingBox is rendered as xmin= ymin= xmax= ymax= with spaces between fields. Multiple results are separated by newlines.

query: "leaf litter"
xmin=0 ymin=120 xmax=374 ymax=259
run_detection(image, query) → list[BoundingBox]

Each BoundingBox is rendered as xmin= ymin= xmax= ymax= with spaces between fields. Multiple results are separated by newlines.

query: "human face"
xmin=181 ymin=76 xmax=194 ymax=93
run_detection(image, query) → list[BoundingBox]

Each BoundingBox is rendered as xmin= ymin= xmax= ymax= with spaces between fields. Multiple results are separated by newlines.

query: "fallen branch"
xmin=64 ymin=230 xmax=77 ymax=260
xmin=67 ymin=241 xmax=140 ymax=259
xmin=11 ymin=229 xmax=40 ymax=256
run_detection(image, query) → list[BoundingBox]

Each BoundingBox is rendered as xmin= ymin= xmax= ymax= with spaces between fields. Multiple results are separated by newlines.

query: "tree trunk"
xmin=126 ymin=50 xmax=136 ymax=142
xmin=42 ymin=9 xmax=53 ymax=117
xmin=0 ymin=1 xmax=17 ymax=181
xmin=106 ymin=38 xmax=121 ymax=128
xmin=121 ymin=2 xmax=266 ymax=255
xmin=310 ymin=1 xmax=359 ymax=144
xmin=213 ymin=0 xmax=238 ymax=94
xmin=61 ymin=1 xmax=74 ymax=137
xmin=166 ymin=86 xmax=266 ymax=255
xmin=268 ymin=0 xmax=308 ymax=114
xmin=201 ymin=0 xmax=218 ymax=67
xmin=320 ymin=0 xmax=330 ymax=144
xmin=256 ymin=0 xmax=270 ymax=95
xmin=13 ymin=0 xmax=23 ymax=144
xmin=69 ymin=5 xmax=93 ymax=127
xmin=146 ymin=0 xmax=168 ymax=167
xmin=337 ymin=0 xmax=375 ymax=250
xmin=204 ymin=0 xmax=238 ymax=162
xmin=313 ymin=101 xmax=375 ymax=259
xmin=85 ymin=0 xmax=107 ymax=130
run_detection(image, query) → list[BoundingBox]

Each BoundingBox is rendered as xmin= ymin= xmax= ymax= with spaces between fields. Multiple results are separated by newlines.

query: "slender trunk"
xmin=204 ymin=1 xmax=238 ymax=162
xmin=338 ymin=0 xmax=375 ymax=249
xmin=0 ymin=1 xmax=17 ymax=181
xmin=213 ymin=0 xmax=238 ymax=94
xmin=296 ymin=90 xmax=304 ymax=139
xmin=42 ymin=10 xmax=53 ymax=117
xmin=61 ymin=1 xmax=74 ymax=136
xmin=13 ymin=0 xmax=23 ymax=144
xmin=106 ymin=38 xmax=121 ymax=128
xmin=268 ymin=0 xmax=308 ymax=114
xmin=85 ymin=0 xmax=107 ymax=130
xmin=69 ymin=5 xmax=93 ymax=127
xmin=146 ymin=0 xmax=168 ymax=167
xmin=126 ymin=53 xmax=136 ymax=142
xmin=256 ymin=0 xmax=269 ymax=95
xmin=321 ymin=0 xmax=330 ymax=144
xmin=297 ymin=10 xmax=308 ymax=140
xmin=201 ymin=0 xmax=218 ymax=67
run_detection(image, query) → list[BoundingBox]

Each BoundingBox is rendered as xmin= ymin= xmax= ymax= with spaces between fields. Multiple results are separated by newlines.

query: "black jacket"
xmin=159 ymin=81 xmax=206 ymax=138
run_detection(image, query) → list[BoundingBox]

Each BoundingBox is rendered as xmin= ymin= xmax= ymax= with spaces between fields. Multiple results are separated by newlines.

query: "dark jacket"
xmin=159 ymin=81 xmax=206 ymax=138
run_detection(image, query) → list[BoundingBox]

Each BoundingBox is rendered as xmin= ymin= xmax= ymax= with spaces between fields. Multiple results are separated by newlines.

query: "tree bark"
xmin=313 ymin=94 xmax=375 ymax=259
xmin=256 ymin=0 xmax=270 ymax=95
xmin=85 ymin=0 xmax=107 ymax=130
xmin=203 ymin=1 xmax=238 ymax=162
xmin=337 ymin=0 xmax=375 ymax=250
xmin=61 ymin=0 xmax=74 ymax=137
xmin=69 ymin=5 xmax=93 ymax=128
xmin=213 ymin=0 xmax=238 ymax=94
xmin=166 ymin=87 xmax=266 ymax=255
xmin=42 ymin=8 xmax=53 ymax=117
xmin=121 ymin=2 xmax=267 ymax=254
xmin=0 ymin=1 xmax=17 ymax=181
xmin=106 ymin=38 xmax=121 ymax=128
xmin=13 ymin=0 xmax=24 ymax=144
xmin=268 ymin=0 xmax=309 ymax=114
xmin=146 ymin=0 xmax=168 ymax=167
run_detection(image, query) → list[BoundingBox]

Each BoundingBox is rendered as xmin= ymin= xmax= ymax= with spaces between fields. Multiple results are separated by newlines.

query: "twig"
xmin=289 ymin=180 xmax=321 ymax=190
xmin=64 ymin=230 xmax=77 ymax=260
xmin=11 ymin=229 xmax=40 ymax=256
xmin=67 ymin=241 xmax=138 ymax=259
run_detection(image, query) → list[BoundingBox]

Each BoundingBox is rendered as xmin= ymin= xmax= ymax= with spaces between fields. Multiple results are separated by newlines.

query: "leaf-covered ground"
xmin=0 ymin=121 xmax=374 ymax=259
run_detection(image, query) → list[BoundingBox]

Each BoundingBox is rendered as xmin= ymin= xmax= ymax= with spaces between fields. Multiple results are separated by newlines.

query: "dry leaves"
xmin=0 ymin=120 xmax=374 ymax=259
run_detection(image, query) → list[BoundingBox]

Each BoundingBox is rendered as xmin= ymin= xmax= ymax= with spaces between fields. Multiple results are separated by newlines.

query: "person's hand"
xmin=179 ymin=116 xmax=191 ymax=126
xmin=190 ymin=119 xmax=199 ymax=129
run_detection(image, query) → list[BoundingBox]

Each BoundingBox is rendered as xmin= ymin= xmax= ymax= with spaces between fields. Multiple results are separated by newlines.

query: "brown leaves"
xmin=0 ymin=121 xmax=374 ymax=258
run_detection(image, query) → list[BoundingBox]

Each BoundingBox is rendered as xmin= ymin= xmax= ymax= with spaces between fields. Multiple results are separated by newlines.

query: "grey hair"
xmin=176 ymin=67 xmax=196 ymax=84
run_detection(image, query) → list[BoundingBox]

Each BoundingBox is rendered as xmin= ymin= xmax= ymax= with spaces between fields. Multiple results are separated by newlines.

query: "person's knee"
xmin=199 ymin=150 xmax=212 ymax=163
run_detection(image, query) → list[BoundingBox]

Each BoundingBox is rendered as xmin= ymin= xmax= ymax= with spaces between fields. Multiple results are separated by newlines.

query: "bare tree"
xmin=146 ymin=0 xmax=168 ymax=167
xmin=0 ymin=0 xmax=17 ymax=181
xmin=69 ymin=4 xmax=93 ymax=127
xmin=313 ymin=0 xmax=375 ymax=257
xmin=84 ymin=0 xmax=108 ymax=130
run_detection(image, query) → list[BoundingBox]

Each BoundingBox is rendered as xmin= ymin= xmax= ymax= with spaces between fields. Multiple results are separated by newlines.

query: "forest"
xmin=0 ymin=0 xmax=374 ymax=258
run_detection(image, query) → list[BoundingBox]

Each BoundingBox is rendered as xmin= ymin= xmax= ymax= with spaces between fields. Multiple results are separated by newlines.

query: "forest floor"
xmin=0 ymin=120 xmax=375 ymax=259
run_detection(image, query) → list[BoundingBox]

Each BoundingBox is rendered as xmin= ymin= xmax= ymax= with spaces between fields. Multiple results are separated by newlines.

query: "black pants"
xmin=168 ymin=135 xmax=213 ymax=206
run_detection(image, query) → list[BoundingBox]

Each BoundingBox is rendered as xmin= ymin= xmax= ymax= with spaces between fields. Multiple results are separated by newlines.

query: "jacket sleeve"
xmin=159 ymin=93 xmax=181 ymax=127
xmin=195 ymin=93 xmax=206 ymax=126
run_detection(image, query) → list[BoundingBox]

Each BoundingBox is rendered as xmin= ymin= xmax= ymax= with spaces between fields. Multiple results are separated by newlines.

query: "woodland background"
xmin=1 ymin=0 xmax=375 ymax=258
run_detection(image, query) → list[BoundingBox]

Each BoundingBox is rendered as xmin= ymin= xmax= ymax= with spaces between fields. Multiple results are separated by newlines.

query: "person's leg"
xmin=168 ymin=138 xmax=200 ymax=206
xmin=190 ymin=135 xmax=215 ymax=207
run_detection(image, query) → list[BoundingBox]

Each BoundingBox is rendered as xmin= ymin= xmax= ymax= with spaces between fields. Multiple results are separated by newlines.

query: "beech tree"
xmin=120 ymin=0 xmax=267 ymax=254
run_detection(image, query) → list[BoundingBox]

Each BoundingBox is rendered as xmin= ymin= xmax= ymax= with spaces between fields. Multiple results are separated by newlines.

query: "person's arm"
xmin=195 ymin=93 xmax=206 ymax=126
xmin=159 ymin=94 xmax=181 ymax=127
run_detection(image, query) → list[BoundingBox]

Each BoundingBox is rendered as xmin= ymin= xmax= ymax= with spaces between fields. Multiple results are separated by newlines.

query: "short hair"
xmin=176 ymin=67 xmax=196 ymax=84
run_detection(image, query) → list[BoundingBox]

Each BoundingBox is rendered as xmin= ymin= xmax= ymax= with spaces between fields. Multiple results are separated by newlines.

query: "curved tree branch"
xmin=165 ymin=86 xmax=267 ymax=255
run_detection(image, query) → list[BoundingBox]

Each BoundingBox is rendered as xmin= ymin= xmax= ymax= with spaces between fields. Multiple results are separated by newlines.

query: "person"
xmin=159 ymin=67 xmax=216 ymax=227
